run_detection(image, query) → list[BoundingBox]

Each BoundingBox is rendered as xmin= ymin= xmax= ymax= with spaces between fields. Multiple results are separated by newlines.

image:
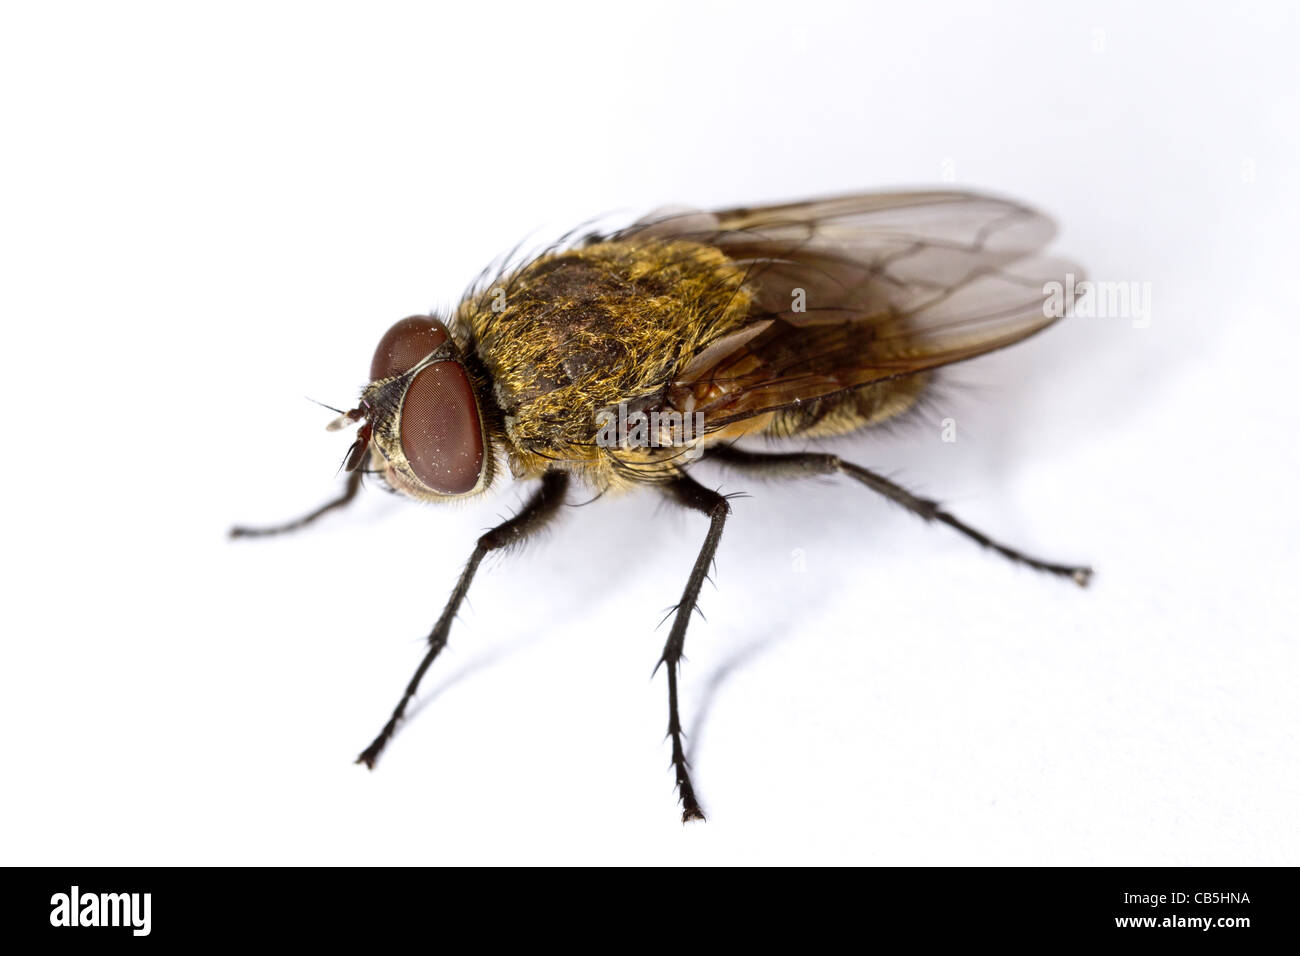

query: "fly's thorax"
xmin=455 ymin=238 xmax=754 ymax=477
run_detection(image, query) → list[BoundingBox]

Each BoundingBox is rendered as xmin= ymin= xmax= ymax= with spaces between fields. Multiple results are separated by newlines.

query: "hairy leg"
xmin=658 ymin=473 xmax=731 ymax=822
xmin=705 ymin=445 xmax=1091 ymax=586
xmin=229 ymin=469 xmax=365 ymax=539
xmin=356 ymin=470 xmax=570 ymax=768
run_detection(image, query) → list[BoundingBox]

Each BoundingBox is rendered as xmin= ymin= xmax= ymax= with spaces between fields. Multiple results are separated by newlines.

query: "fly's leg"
xmin=229 ymin=469 xmax=364 ymax=539
xmin=356 ymin=471 xmax=569 ymax=769
xmin=705 ymin=445 xmax=1091 ymax=586
xmin=658 ymin=474 xmax=731 ymax=823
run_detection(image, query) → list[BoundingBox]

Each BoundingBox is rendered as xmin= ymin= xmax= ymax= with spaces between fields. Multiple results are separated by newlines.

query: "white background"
xmin=2 ymin=1 xmax=1297 ymax=865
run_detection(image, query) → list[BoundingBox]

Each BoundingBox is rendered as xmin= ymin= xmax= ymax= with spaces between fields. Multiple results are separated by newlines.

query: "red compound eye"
xmin=399 ymin=360 xmax=485 ymax=495
xmin=370 ymin=315 xmax=449 ymax=382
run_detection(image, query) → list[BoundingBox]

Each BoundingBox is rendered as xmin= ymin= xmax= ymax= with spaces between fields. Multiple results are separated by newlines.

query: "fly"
xmin=231 ymin=190 xmax=1093 ymax=822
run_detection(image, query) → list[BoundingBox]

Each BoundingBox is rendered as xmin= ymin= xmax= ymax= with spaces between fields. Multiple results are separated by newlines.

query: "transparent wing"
xmin=611 ymin=191 xmax=1081 ymax=431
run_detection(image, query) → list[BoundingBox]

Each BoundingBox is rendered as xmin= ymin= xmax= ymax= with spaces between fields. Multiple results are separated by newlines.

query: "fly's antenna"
xmin=305 ymin=396 xmax=348 ymax=416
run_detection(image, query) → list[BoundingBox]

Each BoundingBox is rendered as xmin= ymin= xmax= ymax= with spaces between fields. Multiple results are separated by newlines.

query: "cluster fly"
xmin=231 ymin=190 xmax=1092 ymax=822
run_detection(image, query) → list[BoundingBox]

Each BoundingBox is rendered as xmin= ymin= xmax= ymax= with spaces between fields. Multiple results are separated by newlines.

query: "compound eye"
xmin=399 ymin=361 xmax=485 ymax=495
xmin=370 ymin=315 xmax=449 ymax=382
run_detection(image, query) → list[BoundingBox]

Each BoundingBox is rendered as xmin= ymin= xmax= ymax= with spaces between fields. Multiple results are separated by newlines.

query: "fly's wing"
xmin=610 ymin=191 xmax=1081 ymax=432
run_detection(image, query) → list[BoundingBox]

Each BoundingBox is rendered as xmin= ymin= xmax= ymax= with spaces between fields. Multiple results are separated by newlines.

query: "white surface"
xmin=2 ymin=1 xmax=1297 ymax=865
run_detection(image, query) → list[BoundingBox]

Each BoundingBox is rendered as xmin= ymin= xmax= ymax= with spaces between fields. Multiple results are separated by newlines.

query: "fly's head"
xmin=330 ymin=315 xmax=493 ymax=502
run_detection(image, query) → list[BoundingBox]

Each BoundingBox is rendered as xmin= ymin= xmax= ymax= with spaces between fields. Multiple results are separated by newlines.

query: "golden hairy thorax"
xmin=455 ymin=237 xmax=929 ymax=489
xmin=457 ymin=239 xmax=756 ymax=486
